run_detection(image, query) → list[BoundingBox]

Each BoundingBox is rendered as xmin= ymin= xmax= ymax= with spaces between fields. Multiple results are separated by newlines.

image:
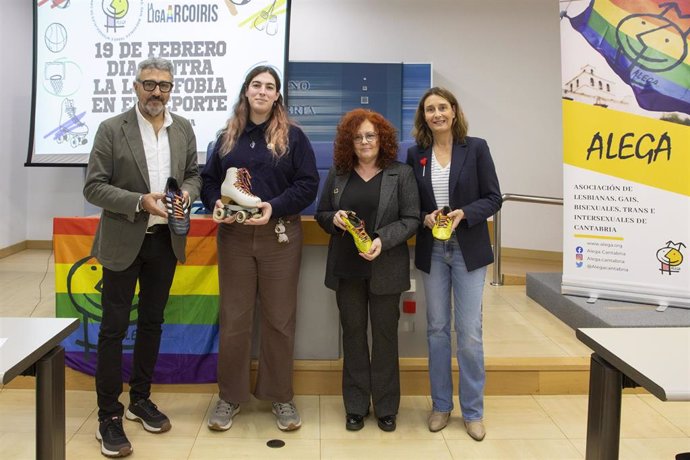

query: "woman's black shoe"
xmin=377 ymin=415 xmax=396 ymax=432
xmin=345 ymin=413 xmax=364 ymax=431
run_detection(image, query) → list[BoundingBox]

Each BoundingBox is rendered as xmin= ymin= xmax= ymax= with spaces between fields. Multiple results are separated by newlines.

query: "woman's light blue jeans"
xmin=422 ymin=238 xmax=486 ymax=421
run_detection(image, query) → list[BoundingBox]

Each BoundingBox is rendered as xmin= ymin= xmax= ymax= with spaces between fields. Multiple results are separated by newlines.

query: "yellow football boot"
xmin=432 ymin=206 xmax=454 ymax=241
xmin=342 ymin=211 xmax=373 ymax=253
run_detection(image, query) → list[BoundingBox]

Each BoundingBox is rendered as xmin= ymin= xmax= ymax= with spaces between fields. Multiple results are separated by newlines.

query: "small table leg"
xmin=35 ymin=346 xmax=66 ymax=460
xmin=585 ymin=353 xmax=623 ymax=460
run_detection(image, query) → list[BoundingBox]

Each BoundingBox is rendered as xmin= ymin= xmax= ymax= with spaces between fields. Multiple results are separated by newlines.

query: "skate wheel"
xmin=70 ymin=136 xmax=79 ymax=148
xmin=213 ymin=207 xmax=226 ymax=222
xmin=235 ymin=210 xmax=248 ymax=224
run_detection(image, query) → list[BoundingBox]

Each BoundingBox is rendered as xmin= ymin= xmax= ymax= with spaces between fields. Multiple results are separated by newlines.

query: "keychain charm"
xmin=275 ymin=218 xmax=289 ymax=243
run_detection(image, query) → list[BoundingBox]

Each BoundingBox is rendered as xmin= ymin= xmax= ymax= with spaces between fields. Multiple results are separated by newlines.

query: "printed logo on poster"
xmin=656 ymin=240 xmax=686 ymax=275
xmin=90 ymin=0 xmax=144 ymax=41
xmin=146 ymin=3 xmax=220 ymax=24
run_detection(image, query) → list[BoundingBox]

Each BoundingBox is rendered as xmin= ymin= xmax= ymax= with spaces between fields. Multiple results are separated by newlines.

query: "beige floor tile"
xmin=29 ymin=294 xmax=58 ymax=318
xmin=483 ymin=311 xmax=546 ymax=342
xmin=190 ymin=437 xmax=321 ymax=459
xmin=0 ymin=389 xmax=35 ymax=433
xmin=0 ymin=303 xmax=38 ymax=317
xmin=0 ymin=389 xmax=93 ymax=437
xmin=0 ymin=431 xmax=35 ymax=459
xmin=0 ymin=249 xmax=54 ymax=268
xmin=69 ymin=431 xmax=196 ymax=459
xmin=446 ymin=439 xmax=583 ymax=459
xmin=620 ymin=395 xmax=687 ymax=439
xmin=547 ymin=333 xmax=593 ymax=357
xmin=638 ymin=394 xmax=690 ymax=436
xmin=196 ymin=395 xmax=320 ymax=440
xmin=533 ymin=395 xmax=588 ymax=439
xmin=320 ymin=395 xmax=436 ymax=440
xmin=536 ymin=394 xmax=687 ymax=439
xmin=496 ymin=294 xmax=591 ymax=357
xmin=441 ymin=395 xmax=565 ymax=440
xmin=481 ymin=288 xmax=516 ymax=312
xmin=619 ymin=438 xmax=690 ymax=460
xmin=0 ymin=273 xmax=50 ymax=314
xmin=322 ymin=438 xmax=452 ymax=459
xmin=571 ymin=437 xmax=690 ymax=460
xmin=65 ymin=390 xmax=98 ymax=438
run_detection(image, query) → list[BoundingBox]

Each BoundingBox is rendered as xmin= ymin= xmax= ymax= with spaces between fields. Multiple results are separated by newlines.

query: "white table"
xmin=576 ymin=327 xmax=690 ymax=460
xmin=0 ymin=317 xmax=79 ymax=460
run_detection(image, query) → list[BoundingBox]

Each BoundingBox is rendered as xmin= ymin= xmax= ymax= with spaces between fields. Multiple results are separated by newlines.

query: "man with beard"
xmin=84 ymin=57 xmax=200 ymax=458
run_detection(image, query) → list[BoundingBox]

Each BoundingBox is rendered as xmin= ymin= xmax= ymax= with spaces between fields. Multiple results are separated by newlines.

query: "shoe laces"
xmin=345 ymin=213 xmax=370 ymax=242
xmin=65 ymin=100 xmax=76 ymax=118
xmin=234 ymin=168 xmax=256 ymax=197
xmin=214 ymin=400 xmax=237 ymax=416
xmin=104 ymin=416 xmax=126 ymax=439
xmin=436 ymin=213 xmax=452 ymax=228
xmin=272 ymin=401 xmax=297 ymax=416
xmin=134 ymin=399 xmax=159 ymax=417
xmin=167 ymin=192 xmax=186 ymax=220
xmin=352 ymin=224 xmax=370 ymax=242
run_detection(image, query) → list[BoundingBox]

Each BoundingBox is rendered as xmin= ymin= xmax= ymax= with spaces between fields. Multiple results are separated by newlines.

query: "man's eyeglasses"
xmin=137 ymin=80 xmax=174 ymax=93
xmin=354 ymin=132 xmax=378 ymax=144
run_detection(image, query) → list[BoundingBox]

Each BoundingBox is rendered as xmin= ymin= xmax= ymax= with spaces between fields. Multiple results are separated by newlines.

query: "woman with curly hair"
xmin=315 ymin=109 xmax=419 ymax=432
xmin=201 ymin=65 xmax=319 ymax=433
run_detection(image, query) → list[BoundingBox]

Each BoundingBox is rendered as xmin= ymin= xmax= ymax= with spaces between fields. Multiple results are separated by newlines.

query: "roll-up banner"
xmin=560 ymin=0 xmax=689 ymax=309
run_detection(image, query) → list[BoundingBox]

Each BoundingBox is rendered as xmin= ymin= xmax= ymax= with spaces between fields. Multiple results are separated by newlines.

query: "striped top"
xmin=431 ymin=149 xmax=451 ymax=208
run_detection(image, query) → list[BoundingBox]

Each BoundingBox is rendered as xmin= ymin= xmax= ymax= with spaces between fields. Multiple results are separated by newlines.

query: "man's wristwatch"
xmin=137 ymin=194 xmax=145 ymax=212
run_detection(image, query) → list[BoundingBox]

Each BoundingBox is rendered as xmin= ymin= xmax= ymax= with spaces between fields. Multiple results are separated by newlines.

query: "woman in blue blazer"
xmin=406 ymin=87 xmax=502 ymax=440
xmin=317 ymin=109 xmax=420 ymax=432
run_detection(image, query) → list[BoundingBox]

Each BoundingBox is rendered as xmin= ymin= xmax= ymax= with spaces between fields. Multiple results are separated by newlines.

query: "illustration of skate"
xmin=55 ymin=98 xmax=88 ymax=148
xmin=213 ymin=167 xmax=262 ymax=223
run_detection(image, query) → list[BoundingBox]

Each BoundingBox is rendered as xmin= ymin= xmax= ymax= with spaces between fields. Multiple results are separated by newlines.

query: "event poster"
xmin=560 ymin=0 xmax=689 ymax=308
xmin=32 ymin=0 xmax=289 ymax=165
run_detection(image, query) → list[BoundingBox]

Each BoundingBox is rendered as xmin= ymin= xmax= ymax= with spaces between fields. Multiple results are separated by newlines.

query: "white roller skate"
xmin=213 ymin=167 xmax=262 ymax=223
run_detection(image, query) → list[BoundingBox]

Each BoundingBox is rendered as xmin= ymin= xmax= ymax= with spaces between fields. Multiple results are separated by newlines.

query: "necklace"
xmin=248 ymin=129 xmax=261 ymax=149
xmin=355 ymin=164 xmax=381 ymax=182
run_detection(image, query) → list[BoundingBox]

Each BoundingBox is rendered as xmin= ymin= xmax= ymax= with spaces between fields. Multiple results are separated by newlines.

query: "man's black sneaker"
xmin=96 ymin=416 xmax=132 ymax=458
xmin=164 ymin=177 xmax=190 ymax=236
xmin=125 ymin=399 xmax=172 ymax=433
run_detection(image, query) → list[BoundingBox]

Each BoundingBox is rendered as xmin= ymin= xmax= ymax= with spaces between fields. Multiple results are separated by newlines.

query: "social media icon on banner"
xmin=576 ymin=261 xmax=584 ymax=268
xmin=575 ymin=246 xmax=583 ymax=254
xmin=576 ymin=254 xmax=583 ymax=261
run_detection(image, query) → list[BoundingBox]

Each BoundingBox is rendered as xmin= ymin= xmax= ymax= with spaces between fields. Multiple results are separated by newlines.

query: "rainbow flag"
xmin=54 ymin=217 xmax=221 ymax=383
xmin=569 ymin=0 xmax=690 ymax=114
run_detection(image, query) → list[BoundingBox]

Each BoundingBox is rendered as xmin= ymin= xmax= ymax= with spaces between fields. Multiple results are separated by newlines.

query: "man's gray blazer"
xmin=83 ymin=107 xmax=201 ymax=271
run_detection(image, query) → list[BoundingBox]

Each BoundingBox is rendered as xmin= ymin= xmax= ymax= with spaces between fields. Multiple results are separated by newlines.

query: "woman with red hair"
xmin=316 ymin=109 xmax=419 ymax=432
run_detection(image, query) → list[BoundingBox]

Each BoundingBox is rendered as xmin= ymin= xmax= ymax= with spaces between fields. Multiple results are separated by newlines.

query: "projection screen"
xmin=28 ymin=0 xmax=290 ymax=166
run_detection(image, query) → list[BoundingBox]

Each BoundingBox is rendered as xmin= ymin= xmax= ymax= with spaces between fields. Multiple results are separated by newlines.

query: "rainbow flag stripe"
xmin=569 ymin=0 xmax=690 ymax=114
xmin=54 ymin=217 xmax=222 ymax=383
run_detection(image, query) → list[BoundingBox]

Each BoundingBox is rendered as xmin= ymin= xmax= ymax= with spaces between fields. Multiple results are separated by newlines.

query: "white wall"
xmin=290 ymin=0 xmax=564 ymax=252
xmin=4 ymin=0 xmax=564 ymax=252
xmin=1 ymin=4 xmax=31 ymax=248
